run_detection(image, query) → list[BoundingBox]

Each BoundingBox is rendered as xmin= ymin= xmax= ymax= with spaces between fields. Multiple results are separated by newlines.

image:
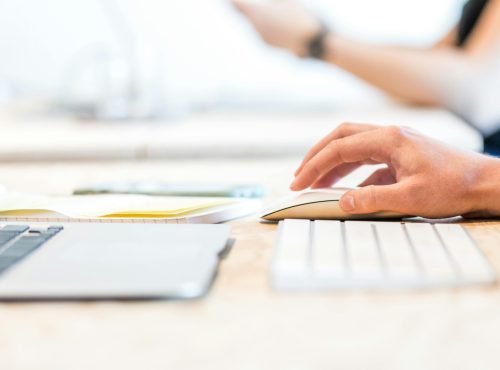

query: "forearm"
xmin=322 ymin=35 xmax=471 ymax=106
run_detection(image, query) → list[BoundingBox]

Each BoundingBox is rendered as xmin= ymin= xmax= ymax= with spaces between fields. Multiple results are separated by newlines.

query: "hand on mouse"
xmin=291 ymin=123 xmax=500 ymax=218
xmin=231 ymin=0 xmax=321 ymax=57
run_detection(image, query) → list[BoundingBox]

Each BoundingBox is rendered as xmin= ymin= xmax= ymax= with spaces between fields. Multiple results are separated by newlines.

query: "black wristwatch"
xmin=307 ymin=23 xmax=330 ymax=60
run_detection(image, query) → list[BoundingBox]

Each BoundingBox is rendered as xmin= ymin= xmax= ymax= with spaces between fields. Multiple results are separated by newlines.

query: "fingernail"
xmin=341 ymin=195 xmax=355 ymax=212
xmin=290 ymin=178 xmax=300 ymax=190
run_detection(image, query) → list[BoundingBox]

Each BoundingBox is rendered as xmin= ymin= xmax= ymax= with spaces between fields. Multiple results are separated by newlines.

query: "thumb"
xmin=339 ymin=185 xmax=403 ymax=214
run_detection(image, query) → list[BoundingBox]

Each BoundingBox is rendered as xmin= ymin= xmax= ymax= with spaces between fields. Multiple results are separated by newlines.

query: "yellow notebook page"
xmin=0 ymin=193 xmax=236 ymax=219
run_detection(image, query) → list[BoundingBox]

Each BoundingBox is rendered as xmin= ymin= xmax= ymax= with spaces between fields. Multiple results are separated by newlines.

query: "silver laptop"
xmin=0 ymin=222 xmax=230 ymax=300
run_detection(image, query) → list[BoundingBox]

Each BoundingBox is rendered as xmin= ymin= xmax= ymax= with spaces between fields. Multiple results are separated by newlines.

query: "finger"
xmin=339 ymin=184 xmax=406 ymax=214
xmin=309 ymin=159 xmax=381 ymax=189
xmin=311 ymin=160 xmax=383 ymax=189
xmin=291 ymin=127 xmax=398 ymax=191
xmin=310 ymin=162 xmax=362 ymax=189
xmin=294 ymin=123 xmax=378 ymax=177
xmin=358 ymin=168 xmax=396 ymax=187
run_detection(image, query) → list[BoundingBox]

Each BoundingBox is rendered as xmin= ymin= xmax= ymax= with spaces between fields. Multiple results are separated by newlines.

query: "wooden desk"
xmin=1 ymin=159 xmax=500 ymax=370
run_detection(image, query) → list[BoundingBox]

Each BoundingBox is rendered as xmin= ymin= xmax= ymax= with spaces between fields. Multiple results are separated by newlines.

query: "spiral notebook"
xmin=0 ymin=193 xmax=260 ymax=224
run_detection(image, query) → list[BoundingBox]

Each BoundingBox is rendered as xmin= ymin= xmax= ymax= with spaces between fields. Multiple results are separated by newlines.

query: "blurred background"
xmin=0 ymin=0 xmax=463 ymax=119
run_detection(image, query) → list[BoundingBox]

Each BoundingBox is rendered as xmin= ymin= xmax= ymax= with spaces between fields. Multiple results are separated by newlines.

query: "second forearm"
xmin=321 ymin=34 xmax=469 ymax=106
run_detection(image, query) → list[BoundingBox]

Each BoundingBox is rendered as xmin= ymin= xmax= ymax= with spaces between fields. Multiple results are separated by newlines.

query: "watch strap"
xmin=307 ymin=23 xmax=330 ymax=60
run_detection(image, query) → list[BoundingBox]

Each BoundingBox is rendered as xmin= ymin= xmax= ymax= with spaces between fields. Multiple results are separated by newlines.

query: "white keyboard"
xmin=272 ymin=219 xmax=497 ymax=290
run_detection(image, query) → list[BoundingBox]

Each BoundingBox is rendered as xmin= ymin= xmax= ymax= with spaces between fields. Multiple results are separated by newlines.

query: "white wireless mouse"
xmin=260 ymin=188 xmax=406 ymax=221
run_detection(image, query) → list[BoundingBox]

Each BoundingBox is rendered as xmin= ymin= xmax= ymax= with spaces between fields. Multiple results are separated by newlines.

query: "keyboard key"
xmin=374 ymin=222 xmax=420 ymax=281
xmin=41 ymin=231 xmax=58 ymax=238
xmin=0 ymin=232 xmax=56 ymax=275
xmin=311 ymin=221 xmax=345 ymax=278
xmin=0 ymin=225 xmax=30 ymax=247
xmin=1 ymin=246 xmax=33 ymax=259
xmin=404 ymin=223 xmax=457 ymax=281
xmin=434 ymin=224 xmax=496 ymax=282
xmin=0 ymin=233 xmax=18 ymax=247
xmin=1 ymin=225 xmax=29 ymax=233
xmin=48 ymin=226 xmax=64 ymax=231
xmin=344 ymin=222 xmax=383 ymax=279
xmin=0 ymin=256 xmax=17 ymax=272
xmin=273 ymin=219 xmax=311 ymax=277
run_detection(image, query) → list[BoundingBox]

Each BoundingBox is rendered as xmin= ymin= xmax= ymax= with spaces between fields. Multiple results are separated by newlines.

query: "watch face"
xmin=309 ymin=40 xmax=322 ymax=59
xmin=307 ymin=25 xmax=329 ymax=59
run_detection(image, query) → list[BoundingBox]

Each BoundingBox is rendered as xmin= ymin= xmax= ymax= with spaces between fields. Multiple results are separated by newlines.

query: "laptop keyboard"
xmin=0 ymin=225 xmax=64 ymax=275
xmin=272 ymin=219 xmax=497 ymax=290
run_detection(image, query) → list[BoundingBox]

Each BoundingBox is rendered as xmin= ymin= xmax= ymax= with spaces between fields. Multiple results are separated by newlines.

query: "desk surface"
xmin=1 ymin=159 xmax=500 ymax=370
xmin=0 ymin=100 xmax=483 ymax=161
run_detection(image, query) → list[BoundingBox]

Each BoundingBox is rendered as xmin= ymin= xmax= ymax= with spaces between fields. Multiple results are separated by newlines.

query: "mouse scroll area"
xmin=260 ymin=188 xmax=407 ymax=221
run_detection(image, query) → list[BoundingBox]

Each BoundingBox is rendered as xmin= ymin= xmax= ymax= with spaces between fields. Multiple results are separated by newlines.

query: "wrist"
xmin=321 ymin=33 xmax=349 ymax=64
xmin=467 ymin=156 xmax=500 ymax=216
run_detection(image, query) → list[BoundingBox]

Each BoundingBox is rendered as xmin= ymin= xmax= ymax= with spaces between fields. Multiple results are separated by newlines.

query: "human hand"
xmin=291 ymin=123 xmax=500 ymax=219
xmin=231 ymin=0 xmax=321 ymax=57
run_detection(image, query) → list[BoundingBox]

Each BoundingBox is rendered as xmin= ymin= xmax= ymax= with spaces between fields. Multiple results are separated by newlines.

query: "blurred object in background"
xmin=73 ymin=181 xmax=266 ymax=198
xmin=0 ymin=0 xmax=463 ymax=120
xmin=0 ymin=81 xmax=13 ymax=108
xmin=57 ymin=1 xmax=170 ymax=120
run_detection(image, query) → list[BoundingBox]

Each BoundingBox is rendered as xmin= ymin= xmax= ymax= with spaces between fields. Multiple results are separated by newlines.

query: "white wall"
xmin=0 ymin=0 xmax=464 ymax=113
